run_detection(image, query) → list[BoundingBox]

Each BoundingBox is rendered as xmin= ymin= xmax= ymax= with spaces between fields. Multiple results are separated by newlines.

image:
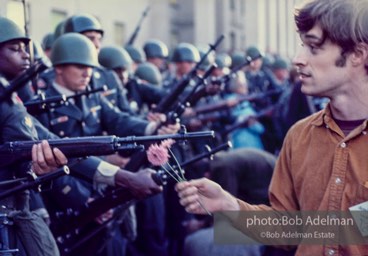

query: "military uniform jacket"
xmin=92 ymin=66 xmax=132 ymax=114
xmin=126 ymin=77 xmax=166 ymax=114
xmin=0 ymin=98 xmax=37 ymax=181
xmin=34 ymin=84 xmax=149 ymax=138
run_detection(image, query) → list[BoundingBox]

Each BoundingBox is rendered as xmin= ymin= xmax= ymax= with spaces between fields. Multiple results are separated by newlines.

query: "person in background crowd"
xmin=143 ymin=39 xmax=169 ymax=73
xmin=98 ymin=46 xmax=166 ymax=116
xmin=41 ymin=32 xmax=54 ymax=59
xmin=125 ymin=44 xmax=146 ymax=73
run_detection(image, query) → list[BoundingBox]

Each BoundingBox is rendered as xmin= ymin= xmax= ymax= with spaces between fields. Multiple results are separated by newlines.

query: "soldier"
xmin=212 ymin=52 xmax=232 ymax=77
xmin=135 ymin=62 xmax=163 ymax=86
xmin=99 ymin=46 xmax=166 ymax=116
xmin=99 ymin=45 xmax=172 ymax=256
xmin=143 ymin=39 xmax=169 ymax=73
xmin=163 ymin=42 xmax=200 ymax=91
xmin=124 ymin=44 xmax=146 ymax=72
xmin=41 ymin=32 xmax=54 ymax=59
xmin=33 ymin=33 xmax=176 ymax=256
xmin=0 ymin=16 xmax=68 ymax=256
xmin=244 ymin=46 xmax=279 ymax=95
xmin=63 ymin=13 xmax=132 ymax=114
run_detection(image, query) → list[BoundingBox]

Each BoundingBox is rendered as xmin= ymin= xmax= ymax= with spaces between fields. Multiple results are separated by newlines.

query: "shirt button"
xmin=363 ymin=131 xmax=367 ymax=135
xmin=335 ymin=178 xmax=342 ymax=184
xmin=81 ymin=122 xmax=86 ymax=127
xmin=328 ymin=249 xmax=335 ymax=255
xmin=340 ymin=142 xmax=347 ymax=148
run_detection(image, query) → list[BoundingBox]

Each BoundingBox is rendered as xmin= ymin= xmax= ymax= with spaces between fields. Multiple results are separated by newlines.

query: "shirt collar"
xmin=311 ymin=103 xmax=368 ymax=139
xmin=52 ymin=82 xmax=75 ymax=97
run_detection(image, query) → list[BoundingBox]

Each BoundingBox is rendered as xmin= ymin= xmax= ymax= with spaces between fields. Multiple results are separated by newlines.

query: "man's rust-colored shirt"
xmin=238 ymin=105 xmax=368 ymax=255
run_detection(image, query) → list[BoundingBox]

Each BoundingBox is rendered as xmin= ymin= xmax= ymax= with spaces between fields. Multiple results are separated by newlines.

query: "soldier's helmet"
xmin=143 ymin=39 xmax=169 ymax=59
xmin=230 ymin=51 xmax=246 ymax=69
xmin=64 ymin=14 xmax=104 ymax=35
xmin=215 ymin=53 xmax=232 ymax=69
xmin=134 ymin=62 xmax=162 ymax=86
xmin=51 ymin=33 xmax=98 ymax=67
xmin=245 ymin=46 xmax=263 ymax=60
xmin=170 ymin=43 xmax=200 ymax=63
xmin=124 ymin=45 xmax=146 ymax=64
xmin=98 ymin=46 xmax=132 ymax=70
xmin=41 ymin=32 xmax=55 ymax=51
xmin=0 ymin=17 xmax=30 ymax=44
xmin=197 ymin=47 xmax=215 ymax=71
xmin=53 ymin=20 xmax=66 ymax=41
xmin=33 ymin=40 xmax=47 ymax=60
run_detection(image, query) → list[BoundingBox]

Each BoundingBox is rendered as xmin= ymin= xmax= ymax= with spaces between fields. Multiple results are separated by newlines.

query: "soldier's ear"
xmin=54 ymin=66 xmax=63 ymax=75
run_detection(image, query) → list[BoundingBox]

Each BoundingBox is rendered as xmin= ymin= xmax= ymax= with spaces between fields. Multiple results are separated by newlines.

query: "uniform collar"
xmin=52 ymin=82 xmax=75 ymax=97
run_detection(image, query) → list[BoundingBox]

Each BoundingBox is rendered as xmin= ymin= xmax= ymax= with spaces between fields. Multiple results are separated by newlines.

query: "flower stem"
xmin=168 ymin=148 xmax=186 ymax=180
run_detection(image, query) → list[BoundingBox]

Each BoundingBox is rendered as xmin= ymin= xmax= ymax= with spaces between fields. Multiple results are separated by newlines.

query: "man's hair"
xmin=295 ymin=0 xmax=368 ymax=73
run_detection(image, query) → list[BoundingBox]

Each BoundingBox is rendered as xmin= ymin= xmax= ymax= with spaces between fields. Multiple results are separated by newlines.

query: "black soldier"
xmin=0 ymin=16 xmax=68 ymax=256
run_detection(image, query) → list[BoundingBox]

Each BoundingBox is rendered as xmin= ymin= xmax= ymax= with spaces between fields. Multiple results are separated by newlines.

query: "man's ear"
xmin=350 ymin=43 xmax=368 ymax=67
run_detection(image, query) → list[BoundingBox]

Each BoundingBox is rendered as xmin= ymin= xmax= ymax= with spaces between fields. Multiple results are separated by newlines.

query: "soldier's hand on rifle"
xmin=146 ymin=111 xmax=181 ymax=135
xmin=157 ymin=122 xmax=180 ymax=135
xmin=31 ymin=140 xmax=68 ymax=175
xmin=115 ymin=168 xmax=162 ymax=199
xmin=146 ymin=111 xmax=164 ymax=122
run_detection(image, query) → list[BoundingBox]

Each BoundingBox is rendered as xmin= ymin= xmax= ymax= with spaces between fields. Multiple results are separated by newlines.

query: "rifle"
xmin=211 ymin=52 xmax=262 ymax=87
xmin=0 ymin=130 xmax=214 ymax=167
xmin=0 ymin=58 xmax=51 ymax=101
xmin=123 ymin=37 xmax=224 ymax=172
xmin=153 ymin=35 xmax=224 ymax=114
xmin=52 ymin=141 xmax=230 ymax=255
xmin=0 ymin=166 xmax=70 ymax=201
xmin=125 ymin=6 xmax=150 ymax=46
xmin=24 ymin=86 xmax=107 ymax=115
xmin=165 ymin=64 xmax=217 ymax=124
xmin=221 ymin=105 xmax=275 ymax=136
xmin=193 ymin=88 xmax=283 ymax=115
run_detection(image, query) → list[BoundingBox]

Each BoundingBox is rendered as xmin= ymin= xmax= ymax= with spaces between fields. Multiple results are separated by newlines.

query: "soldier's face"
xmin=113 ymin=67 xmax=129 ymax=85
xmin=82 ymin=31 xmax=102 ymax=53
xmin=175 ymin=61 xmax=195 ymax=77
xmin=0 ymin=40 xmax=30 ymax=80
xmin=55 ymin=64 xmax=93 ymax=92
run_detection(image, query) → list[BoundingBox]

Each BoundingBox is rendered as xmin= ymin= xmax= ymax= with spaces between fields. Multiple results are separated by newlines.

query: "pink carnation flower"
xmin=147 ymin=143 xmax=170 ymax=166
xmin=160 ymin=139 xmax=175 ymax=149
